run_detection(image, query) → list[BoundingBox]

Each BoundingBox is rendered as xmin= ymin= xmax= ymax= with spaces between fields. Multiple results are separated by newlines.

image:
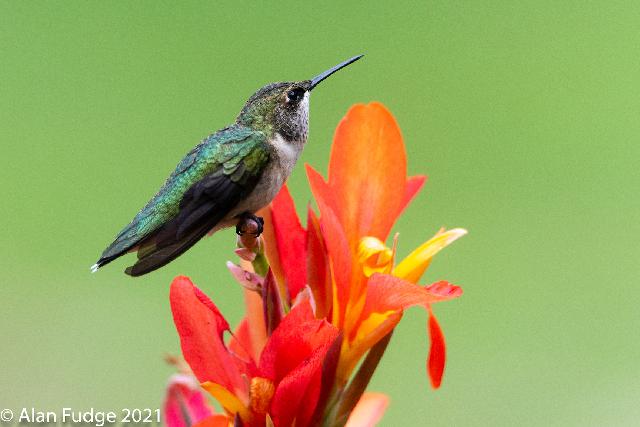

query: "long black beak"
xmin=309 ymin=54 xmax=364 ymax=90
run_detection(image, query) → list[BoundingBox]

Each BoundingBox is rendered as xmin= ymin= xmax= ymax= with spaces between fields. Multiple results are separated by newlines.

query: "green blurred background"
xmin=1 ymin=1 xmax=639 ymax=425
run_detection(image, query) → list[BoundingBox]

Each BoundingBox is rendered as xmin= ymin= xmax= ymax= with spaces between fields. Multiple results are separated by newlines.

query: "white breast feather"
xmin=228 ymin=132 xmax=304 ymax=218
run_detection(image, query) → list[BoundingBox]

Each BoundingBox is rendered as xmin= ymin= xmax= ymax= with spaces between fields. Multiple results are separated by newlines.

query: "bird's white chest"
xmin=231 ymin=133 xmax=303 ymax=216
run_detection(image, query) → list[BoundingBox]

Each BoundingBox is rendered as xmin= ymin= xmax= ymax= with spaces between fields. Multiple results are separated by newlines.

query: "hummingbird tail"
xmin=91 ymin=240 xmax=139 ymax=274
xmin=124 ymin=215 xmax=221 ymax=277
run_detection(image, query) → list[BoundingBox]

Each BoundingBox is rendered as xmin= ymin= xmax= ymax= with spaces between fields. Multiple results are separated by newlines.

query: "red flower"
xmin=170 ymin=276 xmax=340 ymax=426
xmin=164 ymin=102 xmax=466 ymax=426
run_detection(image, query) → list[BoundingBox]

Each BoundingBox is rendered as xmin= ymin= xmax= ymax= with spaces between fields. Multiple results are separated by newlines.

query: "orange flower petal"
xmin=242 ymin=288 xmax=267 ymax=362
xmin=427 ymin=311 xmax=446 ymax=389
xmin=306 ymin=164 xmax=339 ymax=218
xmin=399 ymin=175 xmax=427 ymax=218
xmin=425 ymin=280 xmax=464 ymax=300
xmin=345 ymin=392 xmax=389 ymax=427
xmin=307 ymin=165 xmax=353 ymax=327
xmin=306 ymin=206 xmax=332 ymax=319
xmin=327 ymin=103 xmax=410 ymax=246
xmin=362 ymin=274 xmax=462 ymax=318
xmin=192 ymin=415 xmax=231 ymax=427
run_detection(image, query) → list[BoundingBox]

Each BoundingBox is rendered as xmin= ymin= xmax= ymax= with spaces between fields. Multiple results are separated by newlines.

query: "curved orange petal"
xmin=307 ymin=164 xmax=353 ymax=327
xmin=345 ymin=392 xmax=389 ymax=427
xmin=327 ymin=102 xmax=412 ymax=246
xmin=169 ymin=276 xmax=247 ymax=400
xmin=362 ymin=274 xmax=462 ymax=318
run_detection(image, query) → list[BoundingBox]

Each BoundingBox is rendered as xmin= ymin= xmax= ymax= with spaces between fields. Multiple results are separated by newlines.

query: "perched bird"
xmin=92 ymin=55 xmax=363 ymax=276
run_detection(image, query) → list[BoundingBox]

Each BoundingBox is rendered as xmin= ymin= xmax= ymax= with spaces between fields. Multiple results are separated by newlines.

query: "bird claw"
xmin=236 ymin=213 xmax=264 ymax=237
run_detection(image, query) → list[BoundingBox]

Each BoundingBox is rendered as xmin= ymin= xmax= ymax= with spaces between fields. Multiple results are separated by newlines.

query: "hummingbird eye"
xmin=286 ymin=88 xmax=304 ymax=104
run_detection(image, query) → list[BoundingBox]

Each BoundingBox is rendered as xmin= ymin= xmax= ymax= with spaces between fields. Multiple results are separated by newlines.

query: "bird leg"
xmin=235 ymin=213 xmax=269 ymax=276
xmin=236 ymin=212 xmax=264 ymax=237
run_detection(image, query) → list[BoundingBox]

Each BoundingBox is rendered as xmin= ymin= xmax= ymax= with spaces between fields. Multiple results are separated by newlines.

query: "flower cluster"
xmin=163 ymin=103 xmax=466 ymax=427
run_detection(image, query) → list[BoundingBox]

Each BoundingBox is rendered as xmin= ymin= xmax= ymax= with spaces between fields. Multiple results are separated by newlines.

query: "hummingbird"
xmin=92 ymin=55 xmax=363 ymax=277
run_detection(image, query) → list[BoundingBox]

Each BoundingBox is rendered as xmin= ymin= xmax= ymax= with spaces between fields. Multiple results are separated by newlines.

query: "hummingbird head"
xmin=237 ymin=55 xmax=363 ymax=143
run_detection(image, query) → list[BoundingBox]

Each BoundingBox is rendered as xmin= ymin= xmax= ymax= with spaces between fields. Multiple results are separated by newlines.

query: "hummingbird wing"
xmin=93 ymin=125 xmax=270 ymax=276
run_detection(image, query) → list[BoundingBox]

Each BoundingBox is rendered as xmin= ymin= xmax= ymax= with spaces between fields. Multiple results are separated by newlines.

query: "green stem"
xmin=251 ymin=249 xmax=269 ymax=277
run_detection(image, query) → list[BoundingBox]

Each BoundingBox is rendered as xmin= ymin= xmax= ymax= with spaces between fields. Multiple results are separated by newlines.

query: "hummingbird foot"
xmin=236 ymin=213 xmax=264 ymax=237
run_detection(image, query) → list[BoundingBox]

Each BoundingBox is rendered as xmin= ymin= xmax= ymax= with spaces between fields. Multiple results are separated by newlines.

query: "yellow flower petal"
xmin=337 ymin=310 xmax=401 ymax=380
xmin=358 ymin=237 xmax=394 ymax=277
xmin=201 ymin=381 xmax=251 ymax=422
xmin=393 ymin=228 xmax=467 ymax=283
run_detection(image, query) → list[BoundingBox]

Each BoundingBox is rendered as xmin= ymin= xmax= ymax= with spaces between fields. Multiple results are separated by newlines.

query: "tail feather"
xmin=91 ymin=232 xmax=146 ymax=273
xmin=124 ymin=217 xmax=219 ymax=277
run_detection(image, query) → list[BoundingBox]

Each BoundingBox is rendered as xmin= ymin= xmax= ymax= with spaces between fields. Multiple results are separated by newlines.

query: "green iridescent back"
xmin=98 ymin=125 xmax=269 ymax=261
